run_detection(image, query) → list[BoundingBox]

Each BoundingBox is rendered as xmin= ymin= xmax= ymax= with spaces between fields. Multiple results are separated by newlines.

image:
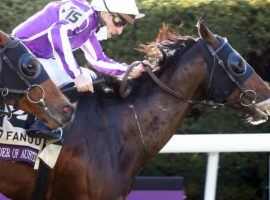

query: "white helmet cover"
xmin=91 ymin=0 xmax=145 ymax=19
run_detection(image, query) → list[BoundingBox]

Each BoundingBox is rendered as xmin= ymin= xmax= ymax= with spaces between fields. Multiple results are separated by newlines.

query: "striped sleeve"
xmin=48 ymin=4 xmax=93 ymax=79
xmin=81 ymin=34 xmax=128 ymax=76
xmin=48 ymin=20 xmax=82 ymax=79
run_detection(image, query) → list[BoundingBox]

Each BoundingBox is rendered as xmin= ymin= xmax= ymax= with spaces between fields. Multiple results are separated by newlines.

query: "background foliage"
xmin=1 ymin=0 xmax=270 ymax=199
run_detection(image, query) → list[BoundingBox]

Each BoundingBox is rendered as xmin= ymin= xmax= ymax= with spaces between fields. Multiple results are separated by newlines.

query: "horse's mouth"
xmin=36 ymin=106 xmax=69 ymax=129
xmin=246 ymin=99 xmax=270 ymax=125
xmin=245 ymin=109 xmax=268 ymax=125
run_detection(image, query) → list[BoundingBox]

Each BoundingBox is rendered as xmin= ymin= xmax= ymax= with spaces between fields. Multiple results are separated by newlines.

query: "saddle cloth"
xmin=0 ymin=104 xmax=61 ymax=169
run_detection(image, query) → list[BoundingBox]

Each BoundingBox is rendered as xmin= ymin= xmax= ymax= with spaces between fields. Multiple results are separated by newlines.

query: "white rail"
xmin=159 ymin=134 xmax=270 ymax=200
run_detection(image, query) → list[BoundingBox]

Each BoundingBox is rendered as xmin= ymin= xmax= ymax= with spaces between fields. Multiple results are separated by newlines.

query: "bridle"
xmin=0 ymin=39 xmax=63 ymax=125
xmin=121 ymin=36 xmax=257 ymax=108
xmin=197 ymin=36 xmax=256 ymax=107
xmin=120 ymin=36 xmax=258 ymax=162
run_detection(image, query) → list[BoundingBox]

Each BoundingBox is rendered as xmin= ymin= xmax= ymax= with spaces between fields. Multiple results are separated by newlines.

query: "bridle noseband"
xmin=0 ymin=39 xmax=63 ymax=125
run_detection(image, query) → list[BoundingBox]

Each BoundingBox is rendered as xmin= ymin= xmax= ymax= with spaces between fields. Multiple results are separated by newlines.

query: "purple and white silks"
xmin=12 ymin=0 xmax=128 ymax=79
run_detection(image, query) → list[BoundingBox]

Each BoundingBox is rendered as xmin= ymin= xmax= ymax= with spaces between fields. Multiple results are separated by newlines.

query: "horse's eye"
xmin=228 ymin=52 xmax=246 ymax=76
xmin=19 ymin=54 xmax=40 ymax=78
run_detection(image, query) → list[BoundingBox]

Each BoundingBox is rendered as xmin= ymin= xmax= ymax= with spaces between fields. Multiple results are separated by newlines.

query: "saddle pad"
xmin=0 ymin=144 xmax=39 ymax=165
xmin=0 ymin=105 xmax=44 ymax=166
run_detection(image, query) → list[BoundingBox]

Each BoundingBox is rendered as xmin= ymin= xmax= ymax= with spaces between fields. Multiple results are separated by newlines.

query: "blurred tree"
xmin=0 ymin=0 xmax=50 ymax=33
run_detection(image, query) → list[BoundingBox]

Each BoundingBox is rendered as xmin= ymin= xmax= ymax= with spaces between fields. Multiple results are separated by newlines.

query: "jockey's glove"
xmin=74 ymin=68 xmax=97 ymax=93
xmin=129 ymin=60 xmax=150 ymax=78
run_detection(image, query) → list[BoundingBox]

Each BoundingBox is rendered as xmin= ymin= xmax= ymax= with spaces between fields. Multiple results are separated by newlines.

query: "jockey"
xmin=12 ymin=0 xmax=145 ymax=92
xmin=11 ymin=0 xmax=145 ymax=139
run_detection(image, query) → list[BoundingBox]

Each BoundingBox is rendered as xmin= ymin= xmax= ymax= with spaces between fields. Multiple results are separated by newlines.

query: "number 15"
xmin=65 ymin=10 xmax=82 ymax=23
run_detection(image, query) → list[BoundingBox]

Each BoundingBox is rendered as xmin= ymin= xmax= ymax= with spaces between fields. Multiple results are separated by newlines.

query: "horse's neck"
xmin=67 ymin=46 xmax=206 ymax=160
xmin=132 ymin=46 xmax=207 ymax=157
xmin=57 ymin=48 xmax=207 ymax=196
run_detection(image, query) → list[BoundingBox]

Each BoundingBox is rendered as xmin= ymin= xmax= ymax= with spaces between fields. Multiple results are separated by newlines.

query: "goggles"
xmin=112 ymin=14 xmax=135 ymax=27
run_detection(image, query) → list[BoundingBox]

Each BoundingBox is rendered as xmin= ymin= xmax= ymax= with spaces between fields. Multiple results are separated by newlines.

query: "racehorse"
xmin=1 ymin=19 xmax=270 ymax=200
xmin=0 ymin=30 xmax=74 ymax=129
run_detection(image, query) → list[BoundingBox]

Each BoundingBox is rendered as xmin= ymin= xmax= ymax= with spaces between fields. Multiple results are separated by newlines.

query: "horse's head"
xmin=0 ymin=30 xmax=74 ymax=129
xmin=197 ymin=19 xmax=270 ymax=124
xmin=138 ymin=19 xmax=270 ymax=125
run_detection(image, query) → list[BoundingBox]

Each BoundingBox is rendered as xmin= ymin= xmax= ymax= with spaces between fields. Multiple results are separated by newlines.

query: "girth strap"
xmin=31 ymin=161 xmax=51 ymax=200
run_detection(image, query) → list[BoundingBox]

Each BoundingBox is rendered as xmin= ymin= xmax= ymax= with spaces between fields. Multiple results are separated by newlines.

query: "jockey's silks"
xmin=12 ymin=0 xmax=128 ymax=79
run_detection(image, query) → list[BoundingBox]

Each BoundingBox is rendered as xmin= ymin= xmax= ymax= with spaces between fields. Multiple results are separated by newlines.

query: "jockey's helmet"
xmin=91 ymin=0 xmax=145 ymax=25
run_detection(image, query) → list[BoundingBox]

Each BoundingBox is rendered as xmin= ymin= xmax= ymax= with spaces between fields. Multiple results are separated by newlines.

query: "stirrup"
xmin=26 ymin=126 xmax=62 ymax=140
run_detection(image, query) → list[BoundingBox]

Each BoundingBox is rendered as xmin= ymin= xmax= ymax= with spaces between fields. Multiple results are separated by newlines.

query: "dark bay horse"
xmin=0 ymin=30 xmax=74 ymax=129
xmin=1 ymin=19 xmax=270 ymax=199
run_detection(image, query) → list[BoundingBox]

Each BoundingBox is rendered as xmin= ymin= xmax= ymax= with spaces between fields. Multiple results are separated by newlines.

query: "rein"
xmin=120 ymin=62 xmax=237 ymax=107
xmin=120 ymin=38 xmax=256 ymax=108
xmin=0 ymin=39 xmax=63 ymax=125
xmin=119 ymin=37 xmax=257 ymax=161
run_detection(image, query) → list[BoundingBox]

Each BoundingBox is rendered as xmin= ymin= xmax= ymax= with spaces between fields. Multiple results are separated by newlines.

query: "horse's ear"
xmin=197 ymin=18 xmax=220 ymax=49
xmin=0 ymin=30 xmax=10 ymax=46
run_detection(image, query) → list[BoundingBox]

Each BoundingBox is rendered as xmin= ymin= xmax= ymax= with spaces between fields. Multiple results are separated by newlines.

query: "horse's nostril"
xmin=62 ymin=105 xmax=74 ymax=114
xmin=60 ymin=105 xmax=74 ymax=124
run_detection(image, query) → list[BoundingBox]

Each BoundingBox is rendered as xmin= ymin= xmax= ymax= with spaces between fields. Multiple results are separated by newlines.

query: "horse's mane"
xmin=138 ymin=24 xmax=196 ymax=70
xmin=93 ymin=25 xmax=197 ymax=100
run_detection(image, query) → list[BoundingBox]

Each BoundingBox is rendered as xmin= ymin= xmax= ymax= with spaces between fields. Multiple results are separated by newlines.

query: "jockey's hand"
xmin=129 ymin=60 xmax=150 ymax=78
xmin=74 ymin=68 xmax=96 ymax=93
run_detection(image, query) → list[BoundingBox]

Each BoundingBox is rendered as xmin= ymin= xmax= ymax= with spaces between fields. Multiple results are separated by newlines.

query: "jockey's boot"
xmin=26 ymin=120 xmax=62 ymax=140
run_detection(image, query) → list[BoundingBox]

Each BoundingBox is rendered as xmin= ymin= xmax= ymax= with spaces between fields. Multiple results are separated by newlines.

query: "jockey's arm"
xmin=48 ymin=20 xmax=82 ymax=79
xmin=48 ymin=8 xmax=95 ymax=92
xmin=81 ymin=34 xmax=128 ymax=77
xmin=81 ymin=34 xmax=146 ymax=79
